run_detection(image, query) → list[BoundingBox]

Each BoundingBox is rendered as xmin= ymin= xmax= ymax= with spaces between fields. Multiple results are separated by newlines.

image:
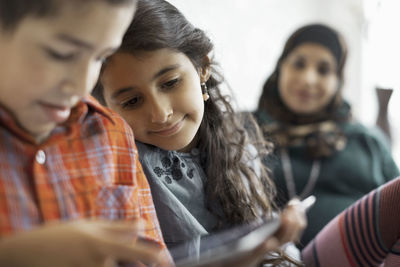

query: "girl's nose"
xmin=150 ymin=98 xmax=173 ymax=124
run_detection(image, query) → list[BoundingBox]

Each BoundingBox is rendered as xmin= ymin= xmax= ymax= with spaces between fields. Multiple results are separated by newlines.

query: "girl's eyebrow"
xmin=111 ymin=64 xmax=181 ymax=100
xmin=152 ymin=64 xmax=180 ymax=81
xmin=112 ymin=86 xmax=136 ymax=100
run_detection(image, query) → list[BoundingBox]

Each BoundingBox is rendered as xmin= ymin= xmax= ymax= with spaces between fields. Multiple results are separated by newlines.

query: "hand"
xmin=204 ymin=200 xmax=307 ymax=267
xmin=273 ymin=198 xmax=308 ymax=245
xmin=0 ymin=220 xmax=170 ymax=267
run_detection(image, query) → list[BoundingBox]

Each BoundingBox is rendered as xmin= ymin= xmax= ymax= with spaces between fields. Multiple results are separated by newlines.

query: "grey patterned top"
xmin=136 ymin=141 xmax=300 ymax=263
xmin=136 ymin=142 xmax=222 ymax=258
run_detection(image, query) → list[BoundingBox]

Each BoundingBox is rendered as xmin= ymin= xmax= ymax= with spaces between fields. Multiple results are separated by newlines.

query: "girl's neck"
xmin=177 ymin=134 xmax=199 ymax=153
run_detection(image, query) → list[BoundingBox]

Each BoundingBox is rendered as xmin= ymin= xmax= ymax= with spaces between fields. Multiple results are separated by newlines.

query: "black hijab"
xmin=256 ymin=24 xmax=351 ymax=158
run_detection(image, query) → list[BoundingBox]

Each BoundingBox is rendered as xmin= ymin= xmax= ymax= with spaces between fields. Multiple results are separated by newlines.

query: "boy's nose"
xmin=60 ymin=83 xmax=76 ymax=95
xmin=67 ymin=61 xmax=100 ymax=97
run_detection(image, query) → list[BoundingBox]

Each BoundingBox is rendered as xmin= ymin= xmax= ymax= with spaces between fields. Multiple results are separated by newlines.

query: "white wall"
xmin=168 ymin=0 xmax=364 ymax=115
xmin=362 ymin=0 xmax=400 ymax=162
xmin=167 ymin=0 xmax=400 ymax=162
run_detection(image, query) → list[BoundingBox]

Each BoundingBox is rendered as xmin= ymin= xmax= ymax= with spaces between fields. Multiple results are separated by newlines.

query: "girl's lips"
xmin=39 ymin=102 xmax=71 ymax=124
xmin=151 ymin=118 xmax=184 ymax=136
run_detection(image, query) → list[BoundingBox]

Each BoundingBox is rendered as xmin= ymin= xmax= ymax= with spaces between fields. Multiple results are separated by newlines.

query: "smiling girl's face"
xmin=101 ymin=48 xmax=206 ymax=152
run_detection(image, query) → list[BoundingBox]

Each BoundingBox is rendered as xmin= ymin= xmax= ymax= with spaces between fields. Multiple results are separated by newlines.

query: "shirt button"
xmin=35 ymin=150 xmax=46 ymax=165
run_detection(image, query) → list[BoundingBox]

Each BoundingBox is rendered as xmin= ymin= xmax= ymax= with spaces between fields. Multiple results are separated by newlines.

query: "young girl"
xmin=93 ymin=0 xmax=305 ymax=265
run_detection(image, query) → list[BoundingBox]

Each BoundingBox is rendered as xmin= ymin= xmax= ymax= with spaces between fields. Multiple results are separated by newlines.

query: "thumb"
xmin=97 ymin=220 xmax=144 ymax=244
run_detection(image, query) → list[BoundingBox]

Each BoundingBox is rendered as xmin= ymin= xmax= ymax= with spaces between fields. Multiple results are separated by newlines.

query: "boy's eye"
xmin=161 ymin=78 xmax=179 ymax=90
xmin=122 ymin=96 xmax=142 ymax=109
xmin=96 ymin=56 xmax=107 ymax=63
xmin=96 ymin=52 xmax=114 ymax=64
xmin=45 ymin=47 xmax=79 ymax=62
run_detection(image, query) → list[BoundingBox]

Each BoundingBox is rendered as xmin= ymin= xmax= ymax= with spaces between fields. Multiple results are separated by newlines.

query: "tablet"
xmin=173 ymin=195 xmax=316 ymax=267
xmin=173 ymin=216 xmax=281 ymax=267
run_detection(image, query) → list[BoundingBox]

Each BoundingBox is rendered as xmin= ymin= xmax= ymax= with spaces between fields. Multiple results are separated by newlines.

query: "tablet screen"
xmin=173 ymin=216 xmax=281 ymax=267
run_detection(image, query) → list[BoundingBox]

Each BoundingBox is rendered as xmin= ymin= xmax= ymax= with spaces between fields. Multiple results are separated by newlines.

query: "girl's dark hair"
xmin=93 ymin=1 xmax=303 ymax=264
xmin=257 ymin=24 xmax=350 ymax=125
xmin=94 ymin=0 xmax=276 ymax=225
xmin=0 ymin=0 xmax=136 ymax=31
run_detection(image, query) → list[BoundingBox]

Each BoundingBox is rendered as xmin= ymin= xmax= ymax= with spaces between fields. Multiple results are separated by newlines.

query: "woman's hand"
xmin=0 ymin=220 xmax=170 ymax=267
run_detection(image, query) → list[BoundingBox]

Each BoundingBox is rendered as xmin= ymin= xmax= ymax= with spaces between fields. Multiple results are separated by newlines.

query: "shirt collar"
xmin=0 ymin=95 xmax=114 ymax=145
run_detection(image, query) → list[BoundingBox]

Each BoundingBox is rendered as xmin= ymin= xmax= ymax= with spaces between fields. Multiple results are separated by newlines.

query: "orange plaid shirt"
xmin=0 ymin=96 xmax=170 ymax=263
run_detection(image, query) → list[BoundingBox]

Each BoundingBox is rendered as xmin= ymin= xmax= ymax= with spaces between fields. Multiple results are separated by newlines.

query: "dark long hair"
xmin=257 ymin=24 xmax=350 ymax=125
xmin=93 ymin=0 xmax=277 ymax=225
xmin=93 ymin=1 xmax=305 ymax=265
xmin=0 ymin=0 xmax=135 ymax=31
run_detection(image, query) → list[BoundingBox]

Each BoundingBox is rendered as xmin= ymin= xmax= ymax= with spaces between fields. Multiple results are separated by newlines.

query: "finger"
xmin=286 ymin=198 xmax=307 ymax=224
xmin=103 ymin=257 xmax=119 ymax=267
xmin=287 ymin=198 xmax=302 ymax=207
xmin=98 ymin=220 xmax=143 ymax=234
xmin=259 ymin=237 xmax=280 ymax=253
xmin=97 ymin=220 xmax=144 ymax=244
xmin=101 ymin=237 xmax=167 ymax=266
xmin=274 ymin=207 xmax=306 ymax=245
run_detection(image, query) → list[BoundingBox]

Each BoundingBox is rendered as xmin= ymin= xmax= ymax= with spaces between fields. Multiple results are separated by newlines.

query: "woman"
xmin=253 ymin=24 xmax=399 ymax=247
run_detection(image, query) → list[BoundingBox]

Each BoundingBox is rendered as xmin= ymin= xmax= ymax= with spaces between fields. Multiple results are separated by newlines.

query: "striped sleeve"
xmin=302 ymin=176 xmax=400 ymax=267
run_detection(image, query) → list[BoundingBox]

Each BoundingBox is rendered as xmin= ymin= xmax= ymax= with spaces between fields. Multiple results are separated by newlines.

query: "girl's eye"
xmin=45 ymin=48 xmax=79 ymax=62
xmin=161 ymin=78 xmax=179 ymax=90
xmin=122 ymin=96 xmax=142 ymax=109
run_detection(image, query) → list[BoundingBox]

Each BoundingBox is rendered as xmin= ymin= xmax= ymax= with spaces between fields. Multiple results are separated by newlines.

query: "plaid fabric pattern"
xmin=0 ymin=96 xmax=169 ymax=261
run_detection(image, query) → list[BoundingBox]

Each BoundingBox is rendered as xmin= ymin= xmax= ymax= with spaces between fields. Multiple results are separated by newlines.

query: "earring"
xmin=201 ymin=83 xmax=209 ymax=101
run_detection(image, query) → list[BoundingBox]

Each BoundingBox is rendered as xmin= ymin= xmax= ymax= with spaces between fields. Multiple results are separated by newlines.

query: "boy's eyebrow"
xmin=111 ymin=64 xmax=181 ymax=100
xmin=56 ymin=33 xmax=94 ymax=50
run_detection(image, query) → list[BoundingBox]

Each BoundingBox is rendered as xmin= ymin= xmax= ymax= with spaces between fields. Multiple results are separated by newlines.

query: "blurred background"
xmin=169 ymin=0 xmax=400 ymax=163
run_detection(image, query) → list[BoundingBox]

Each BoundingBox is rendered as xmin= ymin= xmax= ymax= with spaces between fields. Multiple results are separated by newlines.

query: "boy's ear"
xmin=199 ymin=55 xmax=211 ymax=83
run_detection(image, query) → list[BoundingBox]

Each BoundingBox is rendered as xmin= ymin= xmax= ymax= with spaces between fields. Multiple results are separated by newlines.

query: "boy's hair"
xmin=0 ymin=0 xmax=136 ymax=31
xmin=94 ymin=0 xmax=276 ymax=224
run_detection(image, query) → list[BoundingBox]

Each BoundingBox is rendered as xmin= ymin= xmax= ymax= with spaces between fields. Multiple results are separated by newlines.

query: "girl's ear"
xmin=199 ymin=55 xmax=211 ymax=83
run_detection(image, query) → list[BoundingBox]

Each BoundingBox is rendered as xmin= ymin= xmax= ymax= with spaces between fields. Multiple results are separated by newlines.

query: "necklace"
xmin=280 ymin=149 xmax=320 ymax=199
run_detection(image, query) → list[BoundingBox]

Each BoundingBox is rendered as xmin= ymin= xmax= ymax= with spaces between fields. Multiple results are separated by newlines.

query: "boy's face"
xmin=0 ymin=2 xmax=134 ymax=142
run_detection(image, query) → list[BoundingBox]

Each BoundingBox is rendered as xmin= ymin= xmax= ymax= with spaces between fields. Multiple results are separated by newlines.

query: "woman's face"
xmin=278 ymin=43 xmax=339 ymax=115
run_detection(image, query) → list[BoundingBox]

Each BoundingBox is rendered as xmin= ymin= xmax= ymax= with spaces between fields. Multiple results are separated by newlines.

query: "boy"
xmin=0 ymin=0 xmax=169 ymax=266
